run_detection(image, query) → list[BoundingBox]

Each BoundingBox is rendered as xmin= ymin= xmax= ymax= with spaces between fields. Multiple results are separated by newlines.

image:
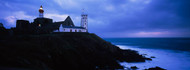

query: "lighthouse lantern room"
xmin=39 ymin=5 xmax=44 ymax=18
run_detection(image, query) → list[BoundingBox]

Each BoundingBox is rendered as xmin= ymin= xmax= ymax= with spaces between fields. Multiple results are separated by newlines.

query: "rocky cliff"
xmin=0 ymin=33 xmax=150 ymax=70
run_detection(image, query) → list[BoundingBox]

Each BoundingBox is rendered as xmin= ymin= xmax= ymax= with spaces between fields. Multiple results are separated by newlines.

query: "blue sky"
xmin=0 ymin=0 xmax=190 ymax=37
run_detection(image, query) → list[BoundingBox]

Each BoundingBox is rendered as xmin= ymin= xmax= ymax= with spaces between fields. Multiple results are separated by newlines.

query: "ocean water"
xmin=104 ymin=38 xmax=190 ymax=70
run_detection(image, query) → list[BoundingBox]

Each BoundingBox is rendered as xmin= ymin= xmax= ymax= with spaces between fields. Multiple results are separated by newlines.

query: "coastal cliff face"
xmin=0 ymin=33 xmax=149 ymax=70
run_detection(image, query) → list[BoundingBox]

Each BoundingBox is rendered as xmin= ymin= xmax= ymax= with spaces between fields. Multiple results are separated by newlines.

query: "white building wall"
xmin=60 ymin=28 xmax=87 ymax=32
xmin=53 ymin=24 xmax=87 ymax=33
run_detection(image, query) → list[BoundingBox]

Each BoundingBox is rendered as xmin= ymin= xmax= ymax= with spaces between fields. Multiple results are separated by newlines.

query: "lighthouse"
xmin=81 ymin=9 xmax=88 ymax=31
xmin=39 ymin=5 xmax=44 ymax=18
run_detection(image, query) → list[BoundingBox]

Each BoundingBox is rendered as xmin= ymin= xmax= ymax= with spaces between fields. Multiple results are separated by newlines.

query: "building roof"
xmin=63 ymin=16 xmax=75 ymax=26
xmin=54 ymin=16 xmax=75 ymax=27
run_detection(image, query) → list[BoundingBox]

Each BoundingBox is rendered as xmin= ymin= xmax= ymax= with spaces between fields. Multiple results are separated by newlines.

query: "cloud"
xmin=53 ymin=0 xmax=78 ymax=9
xmin=4 ymin=16 xmax=16 ymax=26
xmin=45 ymin=13 xmax=69 ymax=22
xmin=105 ymin=5 xmax=115 ymax=12
xmin=4 ymin=11 xmax=35 ymax=27
xmin=0 ymin=0 xmax=190 ymax=37
xmin=133 ymin=31 xmax=169 ymax=37
xmin=129 ymin=0 xmax=151 ymax=4
xmin=13 ymin=11 xmax=35 ymax=20
xmin=100 ymin=31 xmax=172 ymax=38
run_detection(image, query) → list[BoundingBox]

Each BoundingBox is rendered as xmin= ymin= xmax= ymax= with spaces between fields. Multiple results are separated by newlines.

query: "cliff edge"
xmin=0 ymin=33 xmax=150 ymax=70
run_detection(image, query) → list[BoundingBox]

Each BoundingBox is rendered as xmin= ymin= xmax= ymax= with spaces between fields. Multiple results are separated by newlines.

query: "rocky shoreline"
xmin=0 ymin=32 xmax=152 ymax=70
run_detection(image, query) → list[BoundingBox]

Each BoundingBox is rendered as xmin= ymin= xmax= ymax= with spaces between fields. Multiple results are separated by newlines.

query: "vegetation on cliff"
xmin=0 ymin=33 xmax=150 ymax=70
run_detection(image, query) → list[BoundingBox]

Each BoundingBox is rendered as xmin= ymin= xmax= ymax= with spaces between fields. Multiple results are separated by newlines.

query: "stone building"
xmin=14 ymin=5 xmax=88 ymax=34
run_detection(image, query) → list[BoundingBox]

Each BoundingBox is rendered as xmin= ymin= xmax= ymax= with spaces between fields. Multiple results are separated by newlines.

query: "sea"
xmin=104 ymin=38 xmax=190 ymax=70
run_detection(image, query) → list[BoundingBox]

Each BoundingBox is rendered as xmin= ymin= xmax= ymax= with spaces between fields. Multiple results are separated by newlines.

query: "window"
xmin=70 ymin=29 xmax=72 ymax=32
xmin=38 ymin=24 xmax=41 ymax=27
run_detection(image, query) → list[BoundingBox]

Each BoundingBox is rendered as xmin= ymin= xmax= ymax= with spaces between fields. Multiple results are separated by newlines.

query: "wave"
xmin=117 ymin=45 xmax=190 ymax=70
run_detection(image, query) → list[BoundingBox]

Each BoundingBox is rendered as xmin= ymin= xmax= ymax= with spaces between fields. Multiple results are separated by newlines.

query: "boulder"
xmin=131 ymin=66 xmax=138 ymax=69
xmin=150 ymin=56 xmax=156 ymax=58
xmin=0 ymin=23 xmax=3 ymax=27
xmin=145 ymin=66 xmax=166 ymax=70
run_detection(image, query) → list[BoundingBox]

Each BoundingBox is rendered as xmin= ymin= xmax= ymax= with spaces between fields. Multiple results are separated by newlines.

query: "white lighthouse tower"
xmin=81 ymin=9 xmax=88 ymax=31
xmin=39 ymin=5 xmax=44 ymax=18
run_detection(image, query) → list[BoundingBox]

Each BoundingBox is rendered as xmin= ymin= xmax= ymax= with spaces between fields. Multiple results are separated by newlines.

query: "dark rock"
xmin=142 ymin=54 xmax=148 ymax=56
xmin=145 ymin=58 xmax=152 ymax=61
xmin=131 ymin=66 xmax=138 ymax=69
xmin=0 ymin=23 xmax=3 ymax=27
xmin=0 ymin=27 xmax=9 ymax=36
xmin=145 ymin=66 xmax=166 ymax=70
xmin=115 ymin=49 xmax=151 ymax=62
xmin=150 ymin=56 xmax=156 ymax=58
xmin=0 ymin=33 xmax=148 ymax=70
